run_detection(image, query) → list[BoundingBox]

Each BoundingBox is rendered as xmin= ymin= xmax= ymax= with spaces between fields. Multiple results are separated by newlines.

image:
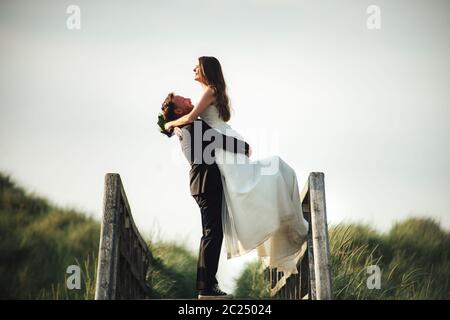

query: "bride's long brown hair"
xmin=198 ymin=56 xmax=231 ymax=122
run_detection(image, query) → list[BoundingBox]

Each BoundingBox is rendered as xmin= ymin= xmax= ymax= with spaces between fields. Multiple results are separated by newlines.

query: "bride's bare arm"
xmin=164 ymin=87 xmax=215 ymax=131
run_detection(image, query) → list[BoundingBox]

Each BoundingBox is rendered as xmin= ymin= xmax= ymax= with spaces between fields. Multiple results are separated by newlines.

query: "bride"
xmin=164 ymin=56 xmax=309 ymax=280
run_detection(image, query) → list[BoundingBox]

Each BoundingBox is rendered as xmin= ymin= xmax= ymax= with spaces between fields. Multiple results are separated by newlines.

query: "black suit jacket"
xmin=178 ymin=119 xmax=250 ymax=196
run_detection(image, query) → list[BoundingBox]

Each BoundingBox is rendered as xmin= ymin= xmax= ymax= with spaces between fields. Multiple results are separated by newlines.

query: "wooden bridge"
xmin=94 ymin=172 xmax=333 ymax=300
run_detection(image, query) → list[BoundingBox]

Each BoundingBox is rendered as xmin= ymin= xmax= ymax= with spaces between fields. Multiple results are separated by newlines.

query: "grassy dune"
xmin=0 ymin=172 xmax=197 ymax=299
xmin=0 ymin=172 xmax=100 ymax=299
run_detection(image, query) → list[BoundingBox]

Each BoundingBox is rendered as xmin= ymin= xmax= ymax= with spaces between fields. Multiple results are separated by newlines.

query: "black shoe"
xmin=198 ymin=284 xmax=234 ymax=300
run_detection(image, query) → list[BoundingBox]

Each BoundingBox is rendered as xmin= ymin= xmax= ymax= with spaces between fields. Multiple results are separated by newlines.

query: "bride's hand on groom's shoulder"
xmin=164 ymin=122 xmax=174 ymax=132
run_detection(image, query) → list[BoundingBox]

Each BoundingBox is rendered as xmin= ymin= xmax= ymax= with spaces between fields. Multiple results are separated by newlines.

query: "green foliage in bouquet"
xmin=157 ymin=112 xmax=173 ymax=138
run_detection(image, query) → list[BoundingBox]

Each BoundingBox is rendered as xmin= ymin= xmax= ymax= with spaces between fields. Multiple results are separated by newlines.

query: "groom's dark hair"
xmin=157 ymin=92 xmax=178 ymax=137
xmin=161 ymin=92 xmax=177 ymax=121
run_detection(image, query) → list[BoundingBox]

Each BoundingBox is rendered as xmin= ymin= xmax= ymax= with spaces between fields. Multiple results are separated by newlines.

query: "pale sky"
xmin=1 ymin=0 xmax=449 ymax=293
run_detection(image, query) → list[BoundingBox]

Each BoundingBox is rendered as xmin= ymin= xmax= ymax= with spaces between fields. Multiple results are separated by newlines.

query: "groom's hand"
xmin=174 ymin=127 xmax=183 ymax=140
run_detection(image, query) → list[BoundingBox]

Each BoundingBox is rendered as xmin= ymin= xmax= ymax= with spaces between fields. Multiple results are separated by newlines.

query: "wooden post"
xmin=309 ymin=172 xmax=333 ymax=300
xmin=95 ymin=174 xmax=121 ymax=299
xmin=95 ymin=173 xmax=153 ymax=300
xmin=264 ymin=172 xmax=333 ymax=300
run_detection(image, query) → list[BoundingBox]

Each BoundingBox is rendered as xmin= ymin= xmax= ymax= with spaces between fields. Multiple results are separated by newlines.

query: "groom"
xmin=159 ymin=93 xmax=250 ymax=299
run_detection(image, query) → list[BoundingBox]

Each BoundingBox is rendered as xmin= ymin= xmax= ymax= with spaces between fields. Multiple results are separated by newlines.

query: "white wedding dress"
xmin=199 ymin=105 xmax=309 ymax=281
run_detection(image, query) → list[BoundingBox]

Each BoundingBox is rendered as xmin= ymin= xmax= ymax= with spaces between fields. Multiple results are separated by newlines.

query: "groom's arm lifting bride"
xmin=157 ymin=92 xmax=250 ymax=300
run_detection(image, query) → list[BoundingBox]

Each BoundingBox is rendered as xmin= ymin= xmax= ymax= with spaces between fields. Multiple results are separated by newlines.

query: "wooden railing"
xmin=95 ymin=173 xmax=155 ymax=300
xmin=95 ymin=172 xmax=332 ymax=300
xmin=265 ymin=172 xmax=333 ymax=300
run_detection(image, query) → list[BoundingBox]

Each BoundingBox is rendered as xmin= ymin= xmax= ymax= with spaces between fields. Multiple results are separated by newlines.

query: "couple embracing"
xmin=157 ymin=56 xmax=309 ymax=300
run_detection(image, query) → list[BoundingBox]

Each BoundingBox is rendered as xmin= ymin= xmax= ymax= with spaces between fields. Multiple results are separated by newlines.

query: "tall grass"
xmin=36 ymin=253 xmax=98 ymax=300
xmin=147 ymin=240 xmax=198 ymax=299
xmin=235 ymin=220 xmax=450 ymax=299
xmin=234 ymin=260 xmax=271 ymax=299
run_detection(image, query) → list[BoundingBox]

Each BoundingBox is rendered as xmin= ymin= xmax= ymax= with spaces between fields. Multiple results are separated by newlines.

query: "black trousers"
xmin=192 ymin=191 xmax=224 ymax=291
